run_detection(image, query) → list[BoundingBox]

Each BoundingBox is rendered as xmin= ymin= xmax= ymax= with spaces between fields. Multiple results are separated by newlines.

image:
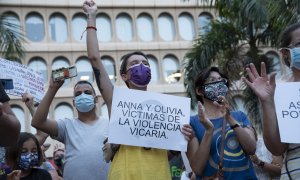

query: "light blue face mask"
xmin=74 ymin=93 xmax=95 ymax=112
xmin=288 ymin=47 xmax=300 ymax=70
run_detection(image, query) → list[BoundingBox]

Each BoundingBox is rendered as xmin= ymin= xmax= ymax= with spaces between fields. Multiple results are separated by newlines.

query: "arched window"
xmin=3 ymin=12 xmax=21 ymax=35
xmin=147 ymin=55 xmax=159 ymax=83
xmin=54 ymin=103 xmax=74 ymax=120
xmin=116 ymin=13 xmax=133 ymax=42
xmin=52 ymin=57 xmax=71 ymax=85
xmin=49 ymin=13 xmax=68 ymax=42
xmin=178 ymin=13 xmax=195 ymax=41
xmin=28 ymin=57 xmax=48 ymax=83
xmin=158 ymin=13 xmax=175 ymax=41
xmin=25 ymin=12 xmax=45 ymax=42
xmin=266 ymin=51 xmax=281 ymax=79
xmin=163 ymin=55 xmax=181 ymax=83
xmin=11 ymin=105 xmax=25 ymax=132
xmin=75 ymin=57 xmax=94 ymax=83
xmin=72 ymin=13 xmax=86 ymax=42
xmin=198 ymin=12 xmax=213 ymax=36
xmin=137 ymin=13 xmax=154 ymax=42
xmin=100 ymin=104 xmax=109 ymax=119
xmin=101 ymin=56 xmax=116 ymax=83
xmin=96 ymin=14 xmax=112 ymax=42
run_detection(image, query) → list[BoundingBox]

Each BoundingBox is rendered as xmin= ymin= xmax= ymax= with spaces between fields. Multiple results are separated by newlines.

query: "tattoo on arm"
xmin=93 ymin=67 xmax=104 ymax=93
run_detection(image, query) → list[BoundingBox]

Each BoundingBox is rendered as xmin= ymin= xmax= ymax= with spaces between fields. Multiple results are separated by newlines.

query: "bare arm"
xmin=31 ymin=79 xmax=64 ymax=137
xmin=243 ymin=62 xmax=288 ymax=155
xmin=22 ymin=93 xmax=49 ymax=145
xmin=186 ymin=102 xmax=214 ymax=176
xmin=226 ymin=115 xmax=256 ymax=155
xmin=0 ymin=102 xmax=20 ymax=146
xmin=187 ymin=130 xmax=213 ymax=176
xmin=251 ymin=154 xmax=282 ymax=177
xmin=83 ymin=0 xmax=113 ymax=116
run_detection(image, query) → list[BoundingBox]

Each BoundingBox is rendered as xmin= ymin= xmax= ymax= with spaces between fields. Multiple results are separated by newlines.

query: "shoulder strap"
xmin=217 ymin=117 xmax=227 ymax=180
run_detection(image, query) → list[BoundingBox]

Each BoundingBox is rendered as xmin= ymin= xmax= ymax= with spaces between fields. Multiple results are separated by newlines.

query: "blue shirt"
xmin=190 ymin=111 xmax=257 ymax=180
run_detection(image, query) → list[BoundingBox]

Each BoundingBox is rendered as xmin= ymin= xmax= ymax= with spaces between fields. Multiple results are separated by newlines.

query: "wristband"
xmin=230 ymin=124 xmax=240 ymax=130
xmin=80 ymin=26 xmax=97 ymax=40
xmin=86 ymin=26 xmax=97 ymax=31
xmin=258 ymin=161 xmax=265 ymax=168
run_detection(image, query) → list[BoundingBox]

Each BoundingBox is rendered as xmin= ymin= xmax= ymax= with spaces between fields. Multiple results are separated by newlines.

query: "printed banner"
xmin=275 ymin=82 xmax=300 ymax=143
xmin=108 ymin=87 xmax=191 ymax=151
xmin=0 ymin=58 xmax=45 ymax=102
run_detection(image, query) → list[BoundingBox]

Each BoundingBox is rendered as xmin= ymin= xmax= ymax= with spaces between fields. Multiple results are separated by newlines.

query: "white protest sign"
xmin=275 ymin=82 xmax=300 ymax=143
xmin=0 ymin=58 xmax=45 ymax=102
xmin=108 ymin=87 xmax=191 ymax=151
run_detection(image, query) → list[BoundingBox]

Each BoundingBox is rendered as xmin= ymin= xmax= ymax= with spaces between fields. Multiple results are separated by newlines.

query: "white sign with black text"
xmin=275 ymin=82 xmax=300 ymax=143
xmin=108 ymin=87 xmax=191 ymax=151
xmin=0 ymin=58 xmax=45 ymax=102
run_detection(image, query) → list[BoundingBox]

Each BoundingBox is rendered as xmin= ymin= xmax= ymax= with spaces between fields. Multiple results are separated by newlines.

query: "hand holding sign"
xmin=0 ymin=58 xmax=45 ymax=102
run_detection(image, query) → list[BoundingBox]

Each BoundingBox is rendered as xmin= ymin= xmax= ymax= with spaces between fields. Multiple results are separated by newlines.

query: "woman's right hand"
xmin=7 ymin=170 xmax=21 ymax=180
xmin=83 ymin=0 xmax=97 ymax=16
xmin=198 ymin=101 xmax=214 ymax=131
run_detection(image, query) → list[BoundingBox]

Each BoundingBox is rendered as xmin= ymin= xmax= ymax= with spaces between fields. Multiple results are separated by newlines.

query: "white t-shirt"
xmin=53 ymin=117 xmax=110 ymax=180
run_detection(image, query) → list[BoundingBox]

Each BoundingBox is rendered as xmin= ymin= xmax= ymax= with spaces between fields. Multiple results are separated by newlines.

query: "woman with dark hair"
xmin=5 ymin=132 xmax=51 ymax=180
xmin=244 ymin=23 xmax=300 ymax=179
xmin=187 ymin=67 xmax=257 ymax=179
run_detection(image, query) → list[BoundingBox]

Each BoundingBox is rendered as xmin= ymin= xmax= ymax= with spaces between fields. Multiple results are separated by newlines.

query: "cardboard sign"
xmin=275 ymin=82 xmax=300 ymax=143
xmin=108 ymin=87 xmax=191 ymax=151
xmin=0 ymin=58 xmax=45 ymax=102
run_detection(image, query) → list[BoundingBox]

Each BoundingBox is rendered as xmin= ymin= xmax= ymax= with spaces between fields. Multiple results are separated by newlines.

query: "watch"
xmin=230 ymin=124 xmax=240 ymax=130
xmin=258 ymin=161 xmax=265 ymax=168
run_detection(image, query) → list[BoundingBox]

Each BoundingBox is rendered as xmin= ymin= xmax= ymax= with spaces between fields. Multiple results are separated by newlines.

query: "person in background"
xmin=53 ymin=148 xmax=64 ymax=178
xmin=22 ymin=93 xmax=61 ymax=180
xmin=243 ymin=23 xmax=300 ymax=179
xmin=250 ymin=135 xmax=282 ymax=180
xmin=5 ymin=132 xmax=51 ymax=180
xmin=0 ymin=81 xmax=20 ymax=147
xmin=187 ymin=67 xmax=257 ymax=179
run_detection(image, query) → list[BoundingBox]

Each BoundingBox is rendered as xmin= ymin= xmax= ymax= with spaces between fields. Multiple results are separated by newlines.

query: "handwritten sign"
xmin=108 ymin=87 xmax=191 ymax=151
xmin=275 ymin=82 xmax=300 ymax=143
xmin=0 ymin=58 xmax=45 ymax=102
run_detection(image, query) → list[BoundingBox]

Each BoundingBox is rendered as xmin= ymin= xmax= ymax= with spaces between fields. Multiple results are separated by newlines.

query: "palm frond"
xmin=0 ymin=13 xmax=26 ymax=62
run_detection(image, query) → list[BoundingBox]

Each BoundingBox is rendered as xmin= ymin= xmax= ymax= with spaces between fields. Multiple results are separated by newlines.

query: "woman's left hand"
xmin=213 ymin=96 xmax=231 ymax=116
xmin=181 ymin=124 xmax=195 ymax=142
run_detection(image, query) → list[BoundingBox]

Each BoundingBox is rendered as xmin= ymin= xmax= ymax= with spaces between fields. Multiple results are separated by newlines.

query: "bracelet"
xmin=258 ymin=161 xmax=265 ymax=168
xmin=230 ymin=124 xmax=240 ymax=130
xmin=80 ymin=26 xmax=97 ymax=40
xmin=86 ymin=26 xmax=97 ymax=31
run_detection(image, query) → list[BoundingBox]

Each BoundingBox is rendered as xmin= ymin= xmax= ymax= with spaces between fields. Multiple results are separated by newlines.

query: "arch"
xmin=49 ymin=13 xmax=68 ymax=42
xmin=116 ymin=13 xmax=133 ymax=42
xmin=25 ymin=12 xmax=45 ymax=41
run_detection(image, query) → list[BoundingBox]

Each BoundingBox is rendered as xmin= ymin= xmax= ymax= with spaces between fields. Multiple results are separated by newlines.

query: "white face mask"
xmin=281 ymin=47 xmax=300 ymax=70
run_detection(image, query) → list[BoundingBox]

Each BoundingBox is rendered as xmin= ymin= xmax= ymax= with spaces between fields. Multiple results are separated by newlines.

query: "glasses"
xmin=204 ymin=77 xmax=227 ymax=84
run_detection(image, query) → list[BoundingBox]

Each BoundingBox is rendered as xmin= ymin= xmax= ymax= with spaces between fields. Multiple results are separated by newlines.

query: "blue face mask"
xmin=75 ymin=93 xmax=95 ymax=112
xmin=18 ymin=152 xmax=39 ymax=170
xmin=289 ymin=47 xmax=300 ymax=70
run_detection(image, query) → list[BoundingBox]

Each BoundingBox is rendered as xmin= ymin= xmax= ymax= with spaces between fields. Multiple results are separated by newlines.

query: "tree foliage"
xmin=0 ymin=13 xmax=26 ymax=63
xmin=183 ymin=0 xmax=298 ymax=132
